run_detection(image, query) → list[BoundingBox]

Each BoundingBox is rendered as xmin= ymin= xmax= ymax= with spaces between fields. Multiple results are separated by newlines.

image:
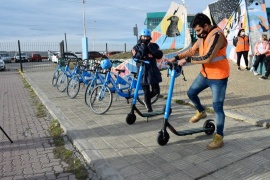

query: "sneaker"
xmin=207 ymin=133 xmax=224 ymax=150
xmin=245 ymin=67 xmax=250 ymax=71
xmin=237 ymin=67 xmax=241 ymax=71
xmin=259 ymin=76 xmax=268 ymax=80
xmin=189 ymin=110 xmax=207 ymax=123
xmin=254 ymin=71 xmax=260 ymax=76
xmin=250 ymin=67 xmax=254 ymax=72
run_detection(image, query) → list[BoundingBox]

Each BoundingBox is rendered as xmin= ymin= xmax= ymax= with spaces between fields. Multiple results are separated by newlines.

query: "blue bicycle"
xmin=52 ymin=58 xmax=69 ymax=87
xmin=56 ymin=59 xmax=76 ymax=92
xmin=66 ymin=59 xmax=93 ymax=98
xmin=89 ymin=59 xmax=159 ymax=114
xmin=84 ymin=62 xmax=107 ymax=106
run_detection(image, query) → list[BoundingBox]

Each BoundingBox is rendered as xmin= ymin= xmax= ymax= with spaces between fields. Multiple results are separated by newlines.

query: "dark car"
xmin=29 ymin=53 xmax=42 ymax=62
xmin=88 ymin=51 xmax=103 ymax=59
xmin=106 ymin=51 xmax=123 ymax=57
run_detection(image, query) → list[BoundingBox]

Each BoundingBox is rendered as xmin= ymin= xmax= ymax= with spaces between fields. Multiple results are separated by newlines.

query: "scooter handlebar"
xmin=133 ymin=58 xmax=150 ymax=64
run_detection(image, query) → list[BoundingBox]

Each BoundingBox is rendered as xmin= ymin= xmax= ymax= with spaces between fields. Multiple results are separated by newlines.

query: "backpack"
xmin=233 ymin=37 xmax=238 ymax=47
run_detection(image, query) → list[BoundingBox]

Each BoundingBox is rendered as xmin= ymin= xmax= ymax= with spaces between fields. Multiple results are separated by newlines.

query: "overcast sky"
xmin=0 ymin=0 xmax=270 ymax=51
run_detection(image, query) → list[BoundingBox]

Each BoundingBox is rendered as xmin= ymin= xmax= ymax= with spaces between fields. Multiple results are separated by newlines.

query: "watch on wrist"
xmin=185 ymin=57 xmax=191 ymax=63
xmin=174 ymin=55 xmax=180 ymax=60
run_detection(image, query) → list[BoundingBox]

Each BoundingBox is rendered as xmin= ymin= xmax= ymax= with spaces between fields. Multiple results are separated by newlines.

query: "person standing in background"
xmin=250 ymin=34 xmax=269 ymax=75
xmin=235 ymin=29 xmax=250 ymax=71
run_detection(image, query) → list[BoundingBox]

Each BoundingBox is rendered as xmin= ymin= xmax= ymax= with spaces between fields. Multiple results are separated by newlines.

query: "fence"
xmin=0 ymin=41 xmax=134 ymax=72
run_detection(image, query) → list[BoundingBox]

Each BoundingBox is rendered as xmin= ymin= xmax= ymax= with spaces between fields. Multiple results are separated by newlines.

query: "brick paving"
xmin=0 ymin=71 xmax=77 ymax=180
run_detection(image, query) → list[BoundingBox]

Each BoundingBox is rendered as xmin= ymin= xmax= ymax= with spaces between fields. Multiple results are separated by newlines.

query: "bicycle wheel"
xmin=52 ymin=70 xmax=62 ymax=87
xmin=67 ymin=76 xmax=80 ymax=99
xmin=56 ymin=73 xmax=68 ymax=92
xmin=84 ymin=79 xmax=98 ymax=106
xmin=89 ymin=85 xmax=113 ymax=114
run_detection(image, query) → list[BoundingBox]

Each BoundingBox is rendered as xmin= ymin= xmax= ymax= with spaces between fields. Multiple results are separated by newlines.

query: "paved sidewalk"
xmin=18 ymin=59 xmax=270 ymax=180
xmin=0 ymin=71 xmax=78 ymax=179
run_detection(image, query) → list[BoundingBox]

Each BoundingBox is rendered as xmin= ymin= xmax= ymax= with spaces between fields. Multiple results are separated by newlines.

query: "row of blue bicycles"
xmin=52 ymin=55 xmax=216 ymax=146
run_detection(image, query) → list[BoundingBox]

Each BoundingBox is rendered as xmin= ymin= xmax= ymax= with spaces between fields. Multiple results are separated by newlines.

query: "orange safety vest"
xmin=198 ymin=27 xmax=230 ymax=79
xmin=235 ymin=36 xmax=249 ymax=52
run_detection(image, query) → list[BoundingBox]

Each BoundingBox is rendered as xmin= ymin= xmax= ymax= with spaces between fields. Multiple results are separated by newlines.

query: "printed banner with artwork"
xmin=151 ymin=1 xmax=191 ymax=50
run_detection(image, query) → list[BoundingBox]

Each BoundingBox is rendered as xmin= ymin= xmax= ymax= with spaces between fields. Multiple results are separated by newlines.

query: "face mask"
xmin=197 ymin=30 xmax=208 ymax=38
xmin=241 ymin=32 xmax=245 ymax=36
xmin=141 ymin=38 xmax=151 ymax=44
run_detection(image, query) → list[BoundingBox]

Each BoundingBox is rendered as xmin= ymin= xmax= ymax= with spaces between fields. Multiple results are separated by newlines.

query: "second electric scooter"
xmin=157 ymin=61 xmax=215 ymax=146
xmin=126 ymin=59 xmax=170 ymax=125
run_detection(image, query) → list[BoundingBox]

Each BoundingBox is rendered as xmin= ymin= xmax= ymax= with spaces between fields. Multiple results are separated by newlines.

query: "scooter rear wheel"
xmin=126 ymin=113 xmax=136 ymax=125
xmin=157 ymin=130 xmax=170 ymax=146
xmin=203 ymin=119 xmax=215 ymax=135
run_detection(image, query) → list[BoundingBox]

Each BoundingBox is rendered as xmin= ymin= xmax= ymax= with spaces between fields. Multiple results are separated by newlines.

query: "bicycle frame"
xmin=99 ymin=69 xmax=143 ymax=99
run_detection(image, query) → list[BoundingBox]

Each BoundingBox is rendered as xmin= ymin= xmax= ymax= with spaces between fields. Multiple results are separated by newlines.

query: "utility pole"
xmin=133 ymin=24 xmax=138 ymax=43
xmin=82 ymin=0 xmax=88 ymax=60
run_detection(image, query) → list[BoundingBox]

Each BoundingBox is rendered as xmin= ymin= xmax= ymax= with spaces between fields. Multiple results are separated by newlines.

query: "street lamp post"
xmin=92 ymin=21 xmax=96 ymax=51
xmin=82 ymin=0 xmax=88 ymax=60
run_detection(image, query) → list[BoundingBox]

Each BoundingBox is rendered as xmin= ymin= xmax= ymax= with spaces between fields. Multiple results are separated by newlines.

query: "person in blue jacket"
xmin=132 ymin=28 xmax=163 ymax=112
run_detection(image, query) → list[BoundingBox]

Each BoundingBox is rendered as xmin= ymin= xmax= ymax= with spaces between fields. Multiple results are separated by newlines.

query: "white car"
xmin=0 ymin=53 xmax=12 ymax=63
xmin=73 ymin=52 xmax=82 ymax=59
xmin=51 ymin=52 xmax=60 ymax=63
xmin=52 ymin=52 xmax=78 ymax=63
xmin=0 ymin=58 xmax=6 ymax=71
xmin=14 ymin=52 xmax=28 ymax=63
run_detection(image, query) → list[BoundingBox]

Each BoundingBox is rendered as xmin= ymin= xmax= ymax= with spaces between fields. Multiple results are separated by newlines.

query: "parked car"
xmin=52 ymin=52 xmax=78 ymax=63
xmin=14 ymin=52 xmax=28 ymax=63
xmin=51 ymin=52 xmax=60 ymax=63
xmin=0 ymin=58 xmax=6 ymax=71
xmin=0 ymin=53 xmax=12 ymax=63
xmin=28 ymin=53 xmax=42 ymax=62
xmin=73 ymin=52 xmax=82 ymax=59
xmin=106 ymin=51 xmax=123 ymax=57
xmin=88 ymin=51 xmax=103 ymax=59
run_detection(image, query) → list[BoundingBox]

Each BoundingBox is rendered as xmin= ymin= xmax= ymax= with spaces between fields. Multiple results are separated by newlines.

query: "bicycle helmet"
xmin=168 ymin=65 xmax=182 ymax=78
xmin=100 ymin=59 xmax=111 ymax=70
xmin=140 ymin=28 xmax=151 ymax=37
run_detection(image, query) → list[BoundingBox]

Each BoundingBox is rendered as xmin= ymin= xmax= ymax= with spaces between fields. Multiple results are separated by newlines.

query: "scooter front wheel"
xmin=126 ymin=113 xmax=136 ymax=125
xmin=157 ymin=130 xmax=170 ymax=146
xmin=203 ymin=119 xmax=215 ymax=135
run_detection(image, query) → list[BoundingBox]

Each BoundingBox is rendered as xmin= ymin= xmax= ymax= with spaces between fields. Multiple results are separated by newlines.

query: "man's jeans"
xmin=187 ymin=73 xmax=228 ymax=136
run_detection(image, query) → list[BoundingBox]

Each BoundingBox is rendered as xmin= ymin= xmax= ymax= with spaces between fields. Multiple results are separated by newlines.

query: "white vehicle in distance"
xmin=14 ymin=52 xmax=28 ymax=63
xmin=0 ymin=57 xmax=6 ymax=71
xmin=51 ymin=52 xmax=60 ymax=63
xmin=52 ymin=52 xmax=78 ymax=63
xmin=0 ymin=53 xmax=12 ymax=63
xmin=73 ymin=52 xmax=82 ymax=59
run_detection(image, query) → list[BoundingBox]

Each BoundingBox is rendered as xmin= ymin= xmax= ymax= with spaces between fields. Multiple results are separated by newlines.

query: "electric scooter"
xmin=126 ymin=59 xmax=170 ymax=125
xmin=157 ymin=61 xmax=215 ymax=146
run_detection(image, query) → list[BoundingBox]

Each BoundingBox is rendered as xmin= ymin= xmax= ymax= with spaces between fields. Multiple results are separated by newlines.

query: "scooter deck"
xmin=139 ymin=110 xmax=164 ymax=117
xmin=175 ymin=127 xmax=209 ymax=136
